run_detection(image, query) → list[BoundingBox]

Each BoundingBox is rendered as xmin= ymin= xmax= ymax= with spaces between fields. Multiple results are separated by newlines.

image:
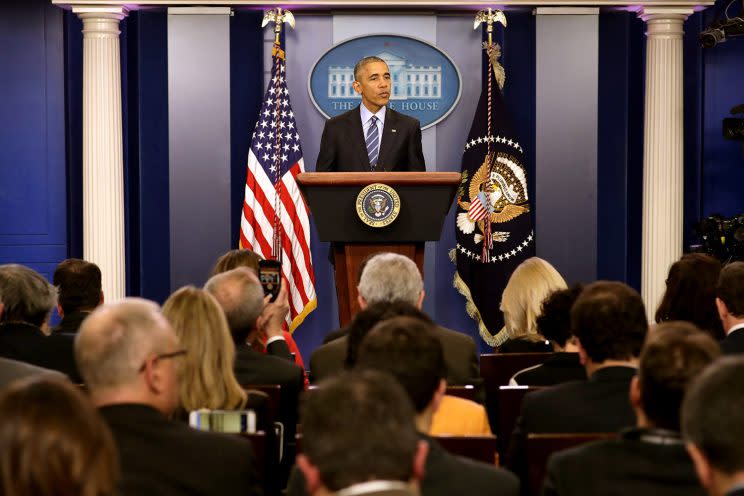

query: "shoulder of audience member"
xmin=447 ymin=455 xmax=520 ymax=495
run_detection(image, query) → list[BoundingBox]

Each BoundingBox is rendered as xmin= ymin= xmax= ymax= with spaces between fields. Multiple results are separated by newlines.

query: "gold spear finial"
xmin=262 ymin=8 xmax=296 ymax=45
xmin=474 ymin=8 xmax=507 ymax=46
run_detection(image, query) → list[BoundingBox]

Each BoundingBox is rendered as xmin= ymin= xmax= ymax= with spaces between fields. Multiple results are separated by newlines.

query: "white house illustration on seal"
xmin=327 ymin=51 xmax=442 ymax=100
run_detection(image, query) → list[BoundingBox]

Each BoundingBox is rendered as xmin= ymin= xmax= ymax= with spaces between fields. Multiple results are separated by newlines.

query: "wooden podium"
xmin=296 ymin=172 xmax=460 ymax=326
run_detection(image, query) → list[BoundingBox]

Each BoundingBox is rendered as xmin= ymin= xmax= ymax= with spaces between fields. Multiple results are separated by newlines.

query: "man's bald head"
xmin=204 ymin=267 xmax=264 ymax=344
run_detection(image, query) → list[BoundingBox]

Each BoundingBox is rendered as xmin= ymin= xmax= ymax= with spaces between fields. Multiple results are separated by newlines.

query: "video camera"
xmin=699 ymin=0 xmax=744 ymax=47
xmin=693 ymin=214 xmax=744 ymax=263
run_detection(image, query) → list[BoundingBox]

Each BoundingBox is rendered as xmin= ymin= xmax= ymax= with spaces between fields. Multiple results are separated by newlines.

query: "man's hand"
xmin=256 ymin=284 xmax=289 ymax=339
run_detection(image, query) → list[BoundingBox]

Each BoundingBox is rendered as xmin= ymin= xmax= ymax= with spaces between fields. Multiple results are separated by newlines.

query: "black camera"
xmin=699 ymin=0 xmax=744 ymax=48
xmin=700 ymin=22 xmax=728 ymax=48
xmin=724 ymin=117 xmax=744 ymax=141
xmin=693 ymin=214 xmax=744 ymax=263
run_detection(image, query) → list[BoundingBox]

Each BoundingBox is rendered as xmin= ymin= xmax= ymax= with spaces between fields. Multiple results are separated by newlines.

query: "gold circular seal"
xmin=356 ymin=183 xmax=401 ymax=228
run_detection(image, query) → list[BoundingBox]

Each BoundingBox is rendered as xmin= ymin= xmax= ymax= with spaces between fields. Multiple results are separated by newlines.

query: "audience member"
xmin=0 ymin=376 xmax=119 ymax=496
xmin=212 ymin=249 xmax=305 ymax=370
xmin=354 ymin=317 xmax=518 ymax=496
xmin=310 ymin=252 xmax=481 ymax=393
xmin=716 ymin=262 xmax=744 ymax=354
xmin=297 ymin=370 xmax=426 ymax=496
xmin=162 ymin=286 xmax=248 ymax=413
xmin=656 ymin=253 xmax=723 ymax=340
xmin=507 ymin=281 xmax=647 ymax=480
xmin=682 ymin=357 xmax=744 ymax=496
xmin=75 ymin=298 xmax=258 ymax=496
xmin=543 ymin=322 xmax=718 ymax=496
xmin=52 ymin=258 xmax=103 ymax=334
xmin=510 ymin=285 xmax=586 ymax=386
xmin=0 ymin=264 xmax=80 ymax=380
xmin=494 ymin=257 xmax=567 ymax=352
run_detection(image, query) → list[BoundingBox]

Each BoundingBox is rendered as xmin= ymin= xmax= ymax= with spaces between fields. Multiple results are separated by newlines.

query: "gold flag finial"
xmin=262 ymin=8 xmax=296 ymax=45
xmin=474 ymin=8 xmax=507 ymax=46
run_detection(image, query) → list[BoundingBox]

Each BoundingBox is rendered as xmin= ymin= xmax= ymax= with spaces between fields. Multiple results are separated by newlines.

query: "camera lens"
xmin=699 ymin=28 xmax=725 ymax=48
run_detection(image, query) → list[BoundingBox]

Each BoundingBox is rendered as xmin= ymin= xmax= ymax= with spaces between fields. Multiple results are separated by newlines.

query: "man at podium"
xmin=316 ymin=56 xmax=426 ymax=172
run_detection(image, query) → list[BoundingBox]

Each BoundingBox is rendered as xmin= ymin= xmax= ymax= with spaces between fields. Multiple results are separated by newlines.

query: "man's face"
xmin=353 ymin=61 xmax=391 ymax=113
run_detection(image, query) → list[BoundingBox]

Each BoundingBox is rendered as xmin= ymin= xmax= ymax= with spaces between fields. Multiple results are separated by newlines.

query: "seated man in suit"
xmin=52 ymin=258 xmax=103 ymax=334
xmin=543 ymin=321 xmax=718 ymax=496
xmin=507 ymin=281 xmax=648 ymax=481
xmin=683 ymin=357 xmax=744 ymax=496
xmin=316 ymin=56 xmax=425 ymax=172
xmin=290 ymin=317 xmax=518 ymax=496
xmin=297 ymin=370 xmax=425 ymax=496
xmin=75 ymin=298 xmax=259 ymax=496
xmin=716 ymin=262 xmax=744 ymax=354
xmin=0 ymin=357 xmax=63 ymax=390
xmin=510 ymin=285 xmax=586 ymax=386
xmin=205 ymin=267 xmax=304 ymax=455
xmin=0 ymin=264 xmax=80 ymax=381
xmin=310 ymin=252 xmax=481 ymax=396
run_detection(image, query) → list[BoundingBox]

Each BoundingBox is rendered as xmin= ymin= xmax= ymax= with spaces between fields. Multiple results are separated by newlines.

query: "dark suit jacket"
xmin=233 ymin=342 xmax=304 ymax=446
xmin=316 ymin=106 xmax=425 ymax=172
xmin=100 ymin=404 xmax=259 ymax=496
xmin=0 ymin=322 xmax=80 ymax=381
xmin=309 ymin=326 xmax=483 ymax=400
xmin=543 ymin=428 xmax=704 ymax=496
xmin=286 ymin=432 xmax=519 ymax=496
xmin=507 ymin=366 xmax=637 ymax=482
xmin=52 ymin=310 xmax=91 ymax=334
xmin=721 ymin=327 xmax=744 ymax=354
xmin=0 ymin=356 xmax=64 ymax=389
xmin=511 ymin=353 xmax=587 ymax=386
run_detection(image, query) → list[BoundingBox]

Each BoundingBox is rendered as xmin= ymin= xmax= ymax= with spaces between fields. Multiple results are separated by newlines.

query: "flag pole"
xmin=261 ymin=8 xmax=296 ymax=261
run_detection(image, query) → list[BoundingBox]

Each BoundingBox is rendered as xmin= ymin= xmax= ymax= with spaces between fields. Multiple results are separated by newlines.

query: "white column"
xmin=638 ymin=7 xmax=693 ymax=319
xmin=74 ymin=6 xmax=128 ymax=301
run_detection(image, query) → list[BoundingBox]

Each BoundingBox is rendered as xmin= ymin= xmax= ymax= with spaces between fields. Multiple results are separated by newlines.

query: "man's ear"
xmin=716 ymin=297 xmax=728 ymax=321
xmin=629 ymin=375 xmax=642 ymax=409
xmin=0 ymin=302 xmax=4 ymax=320
xmin=430 ymin=378 xmax=447 ymax=415
xmin=352 ymin=80 xmax=361 ymax=95
xmin=357 ymin=291 xmax=367 ymax=310
xmin=416 ymin=290 xmax=425 ymax=310
xmin=296 ymin=454 xmax=322 ymax=495
xmin=575 ymin=338 xmax=588 ymax=366
xmin=142 ymin=357 xmax=165 ymax=395
xmin=56 ymin=304 xmax=64 ymax=320
xmin=99 ymin=291 xmax=105 ymax=306
xmin=686 ymin=442 xmax=714 ymax=491
xmin=412 ymin=440 xmax=429 ymax=482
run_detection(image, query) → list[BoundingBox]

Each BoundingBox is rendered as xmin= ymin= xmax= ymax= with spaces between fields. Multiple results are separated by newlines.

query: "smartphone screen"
xmin=258 ymin=260 xmax=282 ymax=302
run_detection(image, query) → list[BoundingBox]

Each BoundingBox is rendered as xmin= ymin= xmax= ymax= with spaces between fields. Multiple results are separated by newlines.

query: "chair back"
xmin=526 ymin=432 xmax=616 ymax=496
xmin=496 ymin=386 xmax=543 ymax=456
xmin=434 ymin=435 xmax=499 ymax=465
xmin=445 ymin=385 xmax=477 ymax=402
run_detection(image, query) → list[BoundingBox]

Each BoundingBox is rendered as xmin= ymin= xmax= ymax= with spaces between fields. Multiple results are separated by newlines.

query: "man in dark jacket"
xmin=543 ymin=321 xmax=718 ymax=496
xmin=52 ymin=258 xmax=103 ymax=334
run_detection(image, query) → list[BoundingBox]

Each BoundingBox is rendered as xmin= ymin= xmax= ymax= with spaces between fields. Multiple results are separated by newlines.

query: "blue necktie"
xmin=366 ymin=116 xmax=379 ymax=170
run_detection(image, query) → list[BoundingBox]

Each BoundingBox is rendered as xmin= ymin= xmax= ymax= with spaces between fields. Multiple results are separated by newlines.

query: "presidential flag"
xmin=453 ymin=41 xmax=534 ymax=347
xmin=240 ymin=38 xmax=317 ymax=332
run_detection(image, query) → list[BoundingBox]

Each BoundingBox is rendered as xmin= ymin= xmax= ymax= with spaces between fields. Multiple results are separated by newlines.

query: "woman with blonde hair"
xmin=162 ymin=286 xmax=247 ymax=412
xmin=493 ymin=256 xmax=567 ymax=352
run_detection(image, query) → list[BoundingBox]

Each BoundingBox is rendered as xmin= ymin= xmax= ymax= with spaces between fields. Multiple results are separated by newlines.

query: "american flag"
xmin=240 ymin=41 xmax=317 ymax=332
xmin=467 ymin=191 xmax=491 ymax=222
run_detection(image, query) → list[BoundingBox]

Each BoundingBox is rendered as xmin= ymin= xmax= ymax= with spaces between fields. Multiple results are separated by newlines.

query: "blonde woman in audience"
xmin=212 ymin=249 xmax=306 ymax=378
xmin=162 ymin=286 xmax=247 ymax=413
xmin=494 ymin=257 xmax=567 ymax=352
xmin=0 ymin=376 xmax=119 ymax=496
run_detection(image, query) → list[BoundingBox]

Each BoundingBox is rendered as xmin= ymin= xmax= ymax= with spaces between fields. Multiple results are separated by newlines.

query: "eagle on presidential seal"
xmin=456 ymin=150 xmax=529 ymax=246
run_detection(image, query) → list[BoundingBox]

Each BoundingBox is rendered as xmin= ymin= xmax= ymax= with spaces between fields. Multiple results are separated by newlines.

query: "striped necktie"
xmin=366 ymin=115 xmax=379 ymax=170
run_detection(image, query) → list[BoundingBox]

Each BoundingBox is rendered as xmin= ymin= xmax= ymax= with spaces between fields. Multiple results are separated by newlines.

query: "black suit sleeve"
xmin=315 ymin=120 xmax=336 ymax=172
xmin=407 ymin=121 xmax=426 ymax=171
xmin=266 ymin=339 xmax=294 ymax=362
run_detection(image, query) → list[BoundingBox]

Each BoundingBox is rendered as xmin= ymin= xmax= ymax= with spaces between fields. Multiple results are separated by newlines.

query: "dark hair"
xmin=639 ymin=322 xmax=720 ymax=431
xmin=536 ymin=285 xmax=583 ymax=347
xmin=571 ymin=281 xmax=648 ymax=362
xmin=345 ymin=301 xmax=434 ymax=368
xmin=682 ymin=357 xmax=744 ymax=474
xmin=301 ymin=370 xmax=418 ymax=491
xmin=53 ymin=259 xmax=102 ymax=315
xmin=356 ymin=316 xmax=445 ymax=413
xmin=353 ymin=56 xmax=387 ymax=81
xmin=0 ymin=376 xmax=119 ymax=496
xmin=717 ymin=261 xmax=744 ymax=318
xmin=212 ymin=249 xmax=263 ymax=276
xmin=655 ymin=253 xmax=723 ymax=339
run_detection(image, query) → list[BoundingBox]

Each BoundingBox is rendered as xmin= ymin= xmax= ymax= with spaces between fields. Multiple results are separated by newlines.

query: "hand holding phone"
xmin=258 ymin=259 xmax=282 ymax=302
